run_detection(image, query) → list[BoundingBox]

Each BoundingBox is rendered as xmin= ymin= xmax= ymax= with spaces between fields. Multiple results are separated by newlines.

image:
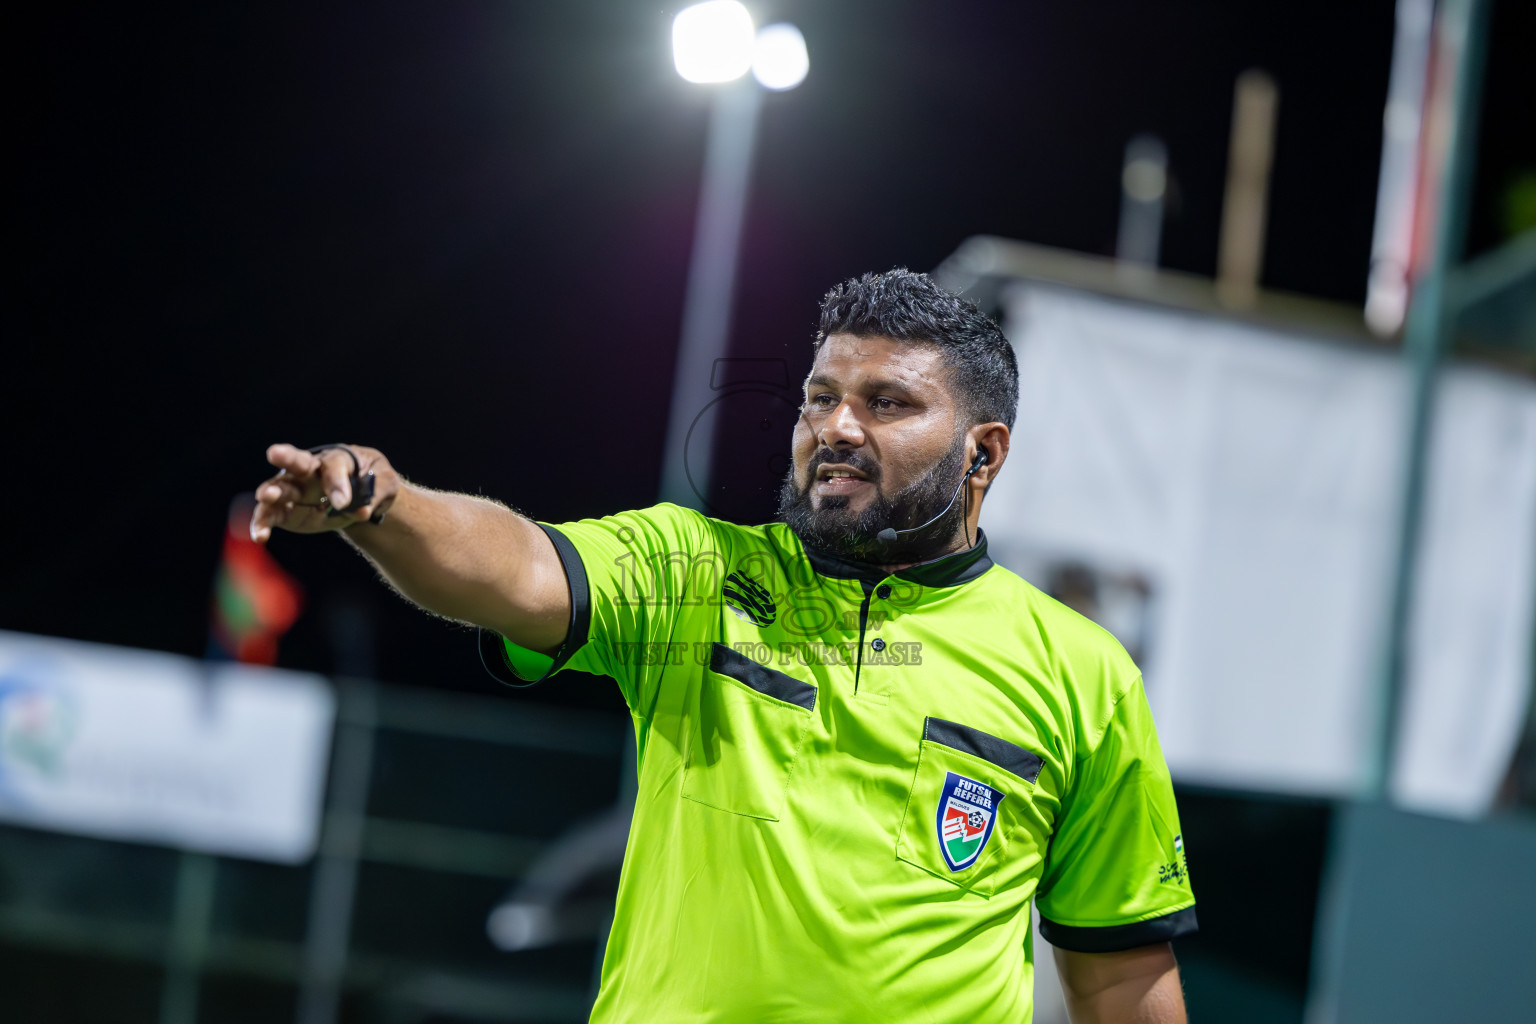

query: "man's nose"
xmin=817 ymin=399 xmax=866 ymax=449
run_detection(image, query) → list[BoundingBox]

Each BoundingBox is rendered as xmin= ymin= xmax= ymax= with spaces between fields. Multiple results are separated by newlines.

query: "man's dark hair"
xmin=816 ymin=268 xmax=1019 ymax=430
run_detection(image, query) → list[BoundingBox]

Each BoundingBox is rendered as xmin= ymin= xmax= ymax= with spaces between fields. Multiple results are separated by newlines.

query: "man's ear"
xmin=970 ymin=424 xmax=1010 ymax=485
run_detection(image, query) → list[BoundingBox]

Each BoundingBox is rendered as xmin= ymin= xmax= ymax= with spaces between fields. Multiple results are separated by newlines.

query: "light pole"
xmin=659 ymin=2 xmax=809 ymax=510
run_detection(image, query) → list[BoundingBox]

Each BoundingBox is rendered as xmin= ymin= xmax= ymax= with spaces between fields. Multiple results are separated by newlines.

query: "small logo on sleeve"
xmin=722 ymin=571 xmax=776 ymax=627
xmin=1158 ymin=833 xmax=1188 ymax=885
xmin=936 ymin=772 xmax=1005 ymax=871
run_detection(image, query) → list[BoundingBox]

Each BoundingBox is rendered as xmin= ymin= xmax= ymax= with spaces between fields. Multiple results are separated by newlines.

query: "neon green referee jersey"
xmin=481 ymin=503 xmax=1196 ymax=1023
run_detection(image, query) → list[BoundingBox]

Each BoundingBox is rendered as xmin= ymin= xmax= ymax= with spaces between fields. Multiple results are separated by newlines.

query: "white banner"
xmin=0 ymin=631 xmax=335 ymax=862
xmin=985 ymin=283 xmax=1536 ymax=816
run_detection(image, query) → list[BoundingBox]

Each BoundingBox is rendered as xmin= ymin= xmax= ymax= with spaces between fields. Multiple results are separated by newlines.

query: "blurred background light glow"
xmin=672 ymin=1 xmax=756 ymax=84
xmin=752 ymin=23 xmax=810 ymax=91
xmin=1122 ymin=156 xmax=1168 ymax=202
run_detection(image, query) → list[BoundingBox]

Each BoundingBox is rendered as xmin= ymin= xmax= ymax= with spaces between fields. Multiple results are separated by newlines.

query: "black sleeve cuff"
xmin=477 ymin=523 xmax=591 ymax=687
xmin=1039 ymin=906 xmax=1198 ymax=953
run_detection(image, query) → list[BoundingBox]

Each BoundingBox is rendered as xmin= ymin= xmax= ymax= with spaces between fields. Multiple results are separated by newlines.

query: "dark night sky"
xmin=7 ymin=1 xmax=1527 ymax=710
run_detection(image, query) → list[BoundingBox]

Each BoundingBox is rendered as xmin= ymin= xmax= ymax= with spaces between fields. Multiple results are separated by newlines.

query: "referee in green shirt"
xmin=252 ymin=269 xmax=1196 ymax=1022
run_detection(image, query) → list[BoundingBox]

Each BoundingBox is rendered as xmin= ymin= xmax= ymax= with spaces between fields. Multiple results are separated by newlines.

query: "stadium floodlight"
xmin=752 ymin=23 xmax=809 ymax=91
xmin=660 ymin=11 xmax=811 ymax=508
xmin=672 ymin=1 xmax=757 ymax=84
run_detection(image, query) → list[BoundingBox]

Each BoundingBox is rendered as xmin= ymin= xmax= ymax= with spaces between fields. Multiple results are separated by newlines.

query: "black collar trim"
xmin=799 ymin=530 xmax=995 ymax=589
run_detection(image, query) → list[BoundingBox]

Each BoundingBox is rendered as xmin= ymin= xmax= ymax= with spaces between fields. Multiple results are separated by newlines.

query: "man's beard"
xmin=775 ymin=433 xmax=971 ymax=564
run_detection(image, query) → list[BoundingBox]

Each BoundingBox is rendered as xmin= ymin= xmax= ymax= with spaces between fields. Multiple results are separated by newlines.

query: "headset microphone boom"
xmin=875 ymin=449 xmax=988 ymax=544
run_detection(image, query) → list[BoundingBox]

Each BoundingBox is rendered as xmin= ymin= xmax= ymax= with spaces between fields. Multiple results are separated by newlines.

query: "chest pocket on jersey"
xmin=896 ymin=717 xmax=1044 ymax=897
xmin=682 ymin=643 xmax=816 ymax=821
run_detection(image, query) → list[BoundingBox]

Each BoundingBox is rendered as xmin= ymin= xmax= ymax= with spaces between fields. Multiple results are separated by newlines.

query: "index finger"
xmin=316 ymin=449 xmax=353 ymax=509
xmin=266 ymin=443 xmax=321 ymax=477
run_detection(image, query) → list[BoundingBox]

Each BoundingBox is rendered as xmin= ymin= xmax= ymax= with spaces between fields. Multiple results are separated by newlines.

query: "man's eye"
xmin=872 ymin=397 xmax=898 ymax=411
xmin=807 ymin=394 xmax=836 ymax=408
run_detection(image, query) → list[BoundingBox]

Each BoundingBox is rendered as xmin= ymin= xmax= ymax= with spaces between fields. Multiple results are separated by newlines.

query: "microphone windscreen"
xmin=876 ymin=528 xmax=898 ymax=543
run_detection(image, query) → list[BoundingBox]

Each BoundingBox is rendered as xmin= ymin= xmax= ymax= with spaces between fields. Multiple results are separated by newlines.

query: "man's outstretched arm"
xmin=251 ymin=443 xmax=570 ymax=654
xmin=1055 ymin=943 xmax=1187 ymax=1024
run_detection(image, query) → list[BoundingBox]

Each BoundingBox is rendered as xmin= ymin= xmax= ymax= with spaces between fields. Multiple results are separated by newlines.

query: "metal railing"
xmin=0 ymin=677 xmax=630 ymax=1024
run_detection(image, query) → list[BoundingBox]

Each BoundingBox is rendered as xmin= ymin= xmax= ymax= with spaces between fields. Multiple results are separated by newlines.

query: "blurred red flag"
xmin=210 ymin=496 xmax=304 ymax=664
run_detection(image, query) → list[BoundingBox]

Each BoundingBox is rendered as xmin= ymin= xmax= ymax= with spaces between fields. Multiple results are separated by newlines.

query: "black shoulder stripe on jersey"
xmin=477 ymin=523 xmax=591 ymax=687
xmin=1038 ymin=906 xmax=1199 ymax=953
xmin=924 ymin=717 xmax=1044 ymax=783
xmin=710 ymin=643 xmax=816 ymax=711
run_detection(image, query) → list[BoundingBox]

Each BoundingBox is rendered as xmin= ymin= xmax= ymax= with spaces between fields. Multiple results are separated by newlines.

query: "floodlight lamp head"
xmin=752 ymin=23 xmax=809 ymax=91
xmin=672 ymin=1 xmax=756 ymax=84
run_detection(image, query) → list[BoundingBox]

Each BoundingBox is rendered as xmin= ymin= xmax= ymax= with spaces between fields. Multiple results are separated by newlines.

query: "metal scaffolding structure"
xmin=0 ymin=679 xmax=628 ymax=1024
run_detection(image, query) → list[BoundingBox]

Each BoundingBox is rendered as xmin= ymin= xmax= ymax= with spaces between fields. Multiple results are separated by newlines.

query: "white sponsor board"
xmin=987 ymin=282 xmax=1536 ymax=816
xmin=0 ymin=631 xmax=334 ymax=863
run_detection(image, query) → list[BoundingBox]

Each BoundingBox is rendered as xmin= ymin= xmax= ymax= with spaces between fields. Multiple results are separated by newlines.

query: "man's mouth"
xmin=814 ymin=464 xmax=872 ymax=496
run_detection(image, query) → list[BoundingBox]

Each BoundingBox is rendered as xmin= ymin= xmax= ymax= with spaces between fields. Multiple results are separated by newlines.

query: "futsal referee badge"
xmin=936 ymin=772 xmax=1004 ymax=872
